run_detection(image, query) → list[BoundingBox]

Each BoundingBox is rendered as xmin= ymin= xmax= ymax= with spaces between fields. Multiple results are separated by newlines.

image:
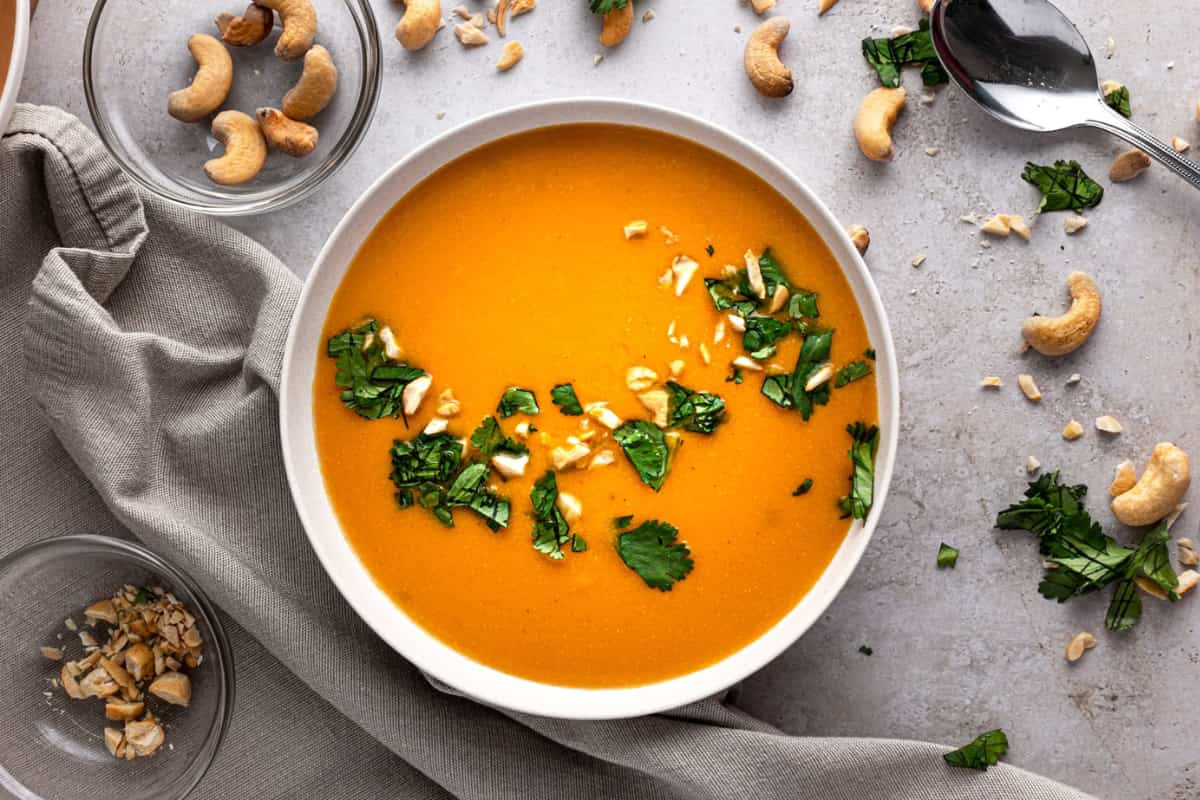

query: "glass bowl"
xmin=83 ymin=0 xmax=381 ymax=216
xmin=0 ymin=536 xmax=234 ymax=800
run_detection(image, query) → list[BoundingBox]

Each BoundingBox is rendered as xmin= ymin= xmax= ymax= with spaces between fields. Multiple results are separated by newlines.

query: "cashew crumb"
xmin=496 ymin=41 xmax=525 ymax=71
xmin=980 ymin=376 xmax=1003 ymax=388
xmin=750 ymin=0 xmax=775 ymax=13
xmin=1062 ymin=420 xmax=1084 ymax=441
xmin=593 ymin=52 xmax=604 ymax=66
xmin=804 ymin=364 xmax=835 ymax=393
xmin=641 ymin=9 xmax=655 ymax=22
xmin=1026 ymin=456 xmax=1041 ymax=474
xmin=731 ymin=355 xmax=764 ymax=371
xmin=980 ymin=214 xmax=1011 ymax=237
xmin=624 ymin=220 xmax=648 ymax=239
xmin=669 ymin=359 xmax=685 ymax=377
xmin=1095 ymin=415 xmax=1123 ymax=434
xmin=660 ymin=226 xmax=680 ymax=245
xmin=1109 ymin=149 xmax=1151 ymax=182
xmin=1172 ymin=136 xmax=1191 ymax=153
xmin=1110 ymin=461 xmax=1137 ymax=496
xmin=1007 ymin=215 xmax=1031 ymax=241
xmin=625 ymin=366 xmax=658 ymax=392
xmin=671 ymin=256 xmax=700 ymax=296
xmin=1017 ymin=374 xmax=1041 ymax=402
xmin=40 ymin=646 xmax=64 ymax=661
xmin=1065 ymin=631 xmax=1096 ymax=663
xmin=846 ymin=225 xmax=870 ymax=255
xmin=1063 ymin=215 xmax=1089 ymax=234
xmin=699 ymin=342 xmax=712 ymax=364
xmin=1180 ymin=545 xmax=1199 ymax=567
xmin=911 ymin=253 xmax=926 ymax=268
xmin=1066 ymin=373 xmax=1082 ymax=385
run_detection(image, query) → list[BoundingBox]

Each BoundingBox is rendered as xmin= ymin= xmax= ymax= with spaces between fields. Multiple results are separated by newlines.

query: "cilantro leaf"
xmin=753 ymin=249 xmax=793 ymax=296
xmin=530 ymin=471 xmax=572 ymax=559
xmin=1105 ymin=523 xmax=1178 ymax=631
xmin=837 ymin=422 xmax=879 ymax=520
xmin=588 ymin=0 xmax=627 ymax=12
xmin=862 ymin=20 xmax=948 ymax=89
xmin=550 ymin=383 xmax=583 ymax=415
xmin=665 ymin=381 xmax=726 ymax=434
xmin=390 ymin=433 xmax=463 ymax=488
xmin=1104 ymin=84 xmax=1132 ymax=118
xmin=705 ymin=277 xmax=757 ymax=318
xmin=469 ymin=416 xmax=527 ymax=459
xmin=793 ymin=479 xmax=814 ymax=496
xmin=446 ymin=462 xmax=511 ymax=530
xmin=613 ymin=514 xmax=634 ymax=529
xmin=1105 ymin=579 xmax=1142 ymax=632
xmin=616 ymin=520 xmax=694 ymax=591
xmin=835 ymin=360 xmax=872 ymax=387
xmin=742 ymin=316 xmax=793 ymax=360
xmin=787 ymin=290 xmax=820 ymax=320
xmin=726 ymin=366 xmax=744 ymax=384
xmin=613 ymin=420 xmax=672 ymax=491
xmin=996 ymin=471 xmax=1090 ymax=547
xmin=571 ymin=534 xmax=588 ymax=552
xmin=937 ymin=543 xmax=959 ymax=568
xmin=943 ymin=729 xmax=1009 ymax=771
xmin=864 ymin=348 xmax=876 ymax=360
xmin=327 ymin=320 xmax=427 ymax=421
xmin=391 ymin=433 xmax=511 ymax=529
xmin=705 ymin=244 xmax=715 ymax=257
xmin=1022 ymin=160 xmax=1104 ymax=213
xmin=497 ymin=387 xmax=539 ymax=418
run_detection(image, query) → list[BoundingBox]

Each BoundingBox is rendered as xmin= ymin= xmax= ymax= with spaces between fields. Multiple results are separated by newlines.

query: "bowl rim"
xmin=279 ymin=97 xmax=900 ymax=720
xmin=81 ymin=0 xmax=382 ymax=217
xmin=0 ymin=534 xmax=235 ymax=800
xmin=0 ymin=0 xmax=31 ymax=137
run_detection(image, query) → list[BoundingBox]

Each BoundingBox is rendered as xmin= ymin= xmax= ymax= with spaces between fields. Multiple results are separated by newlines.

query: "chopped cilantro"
xmin=751 ymin=249 xmax=793 ymax=297
xmin=390 ymin=432 xmax=463 ymax=488
xmin=530 ymin=471 xmax=572 ymax=559
xmin=835 ymin=360 xmax=872 ymax=387
xmin=613 ymin=420 xmax=672 ymax=491
xmin=391 ymin=432 xmax=509 ymax=529
xmin=862 ymin=19 xmax=948 ymax=88
xmin=616 ymin=520 xmax=694 ymax=591
xmin=937 ymin=543 xmax=959 ymax=568
xmin=571 ymin=534 xmax=588 ymax=552
xmin=133 ymin=587 xmax=153 ymax=604
xmin=550 ymin=383 xmax=583 ymax=415
xmin=1022 ymin=160 xmax=1104 ymax=213
xmin=1106 ymin=523 xmax=1177 ymax=631
xmin=445 ymin=462 xmax=511 ymax=530
xmin=613 ymin=514 xmax=634 ymax=529
xmin=943 ymin=730 xmax=1009 ymax=771
xmin=858 ymin=644 xmax=873 ymax=656
xmin=742 ymin=316 xmax=793 ymax=360
xmin=705 ymin=277 xmax=757 ymax=318
xmin=787 ymin=290 xmax=820 ymax=320
xmin=469 ymin=416 xmax=527 ymax=459
xmin=705 ymin=244 xmax=715 ymax=257
xmin=588 ymin=0 xmax=627 ymax=12
xmin=864 ymin=347 xmax=876 ymax=360
xmin=665 ymin=381 xmax=727 ymax=433
xmin=497 ymin=387 xmax=539 ymax=418
xmin=725 ymin=366 xmax=744 ymax=384
xmin=327 ymin=320 xmax=427 ymax=421
xmin=1104 ymin=84 xmax=1132 ymax=118
xmin=793 ymin=479 xmax=814 ymax=496
xmin=760 ymin=329 xmax=834 ymax=419
xmin=837 ymin=422 xmax=879 ymax=520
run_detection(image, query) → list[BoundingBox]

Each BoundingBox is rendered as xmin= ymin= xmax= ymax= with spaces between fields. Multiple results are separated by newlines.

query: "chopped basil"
xmin=550 ymin=383 xmax=583 ymax=415
xmin=837 ymin=422 xmax=879 ymax=520
xmin=571 ymin=534 xmax=588 ymax=552
xmin=862 ymin=19 xmax=948 ymax=88
xmin=792 ymin=479 xmax=814 ymax=496
xmin=616 ymin=519 xmax=694 ymax=591
xmin=665 ymin=381 xmax=727 ymax=434
xmin=1022 ymin=160 xmax=1103 ymax=213
xmin=469 ymin=416 xmax=527 ymax=459
xmin=530 ymin=471 xmax=572 ymax=559
xmin=613 ymin=420 xmax=672 ymax=491
xmin=835 ymin=360 xmax=872 ymax=387
xmin=937 ymin=543 xmax=959 ymax=568
xmin=943 ymin=729 xmax=1009 ymax=771
xmin=1106 ymin=523 xmax=1177 ymax=631
xmin=1104 ymin=84 xmax=1132 ymax=118
xmin=497 ymin=387 xmax=539 ymax=418
xmin=327 ymin=320 xmax=427 ymax=421
xmin=742 ymin=316 xmax=793 ymax=360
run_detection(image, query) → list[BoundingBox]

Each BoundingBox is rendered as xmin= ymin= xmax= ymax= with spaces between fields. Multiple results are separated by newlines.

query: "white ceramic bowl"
xmin=0 ymin=0 xmax=30 ymax=136
xmin=280 ymin=99 xmax=899 ymax=720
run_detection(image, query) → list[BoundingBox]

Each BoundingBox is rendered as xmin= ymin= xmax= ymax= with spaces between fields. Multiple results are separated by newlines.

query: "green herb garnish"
xmin=1021 ymin=160 xmax=1104 ymax=213
xmin=497 ymin=387 xmax=539 ymax=418
xmin=862 ymin=19 xmax=948 ymax=88
xmin=390 ymin=432 xmax=463 ymax=489
xmin=750 ymin=249 xmax=793 ymax=297
xmin=550 ymin=383 xmax=583 ymax=415
xmin=327 ymin=320 xmax=427 ymax=421
xmin=864 ymin=347 xmax=876 ymax=360
xmin=726 ymin=366 xmax=744 ymax=384
xmin=937 ymin=543 xmax=959 ymax=568
xmin=705 ymin=244 xmax=715 ymax=257
xmin=1106 ymin=523 xmax=1177 ymax=631
xmin=613 ymin=514 xmax=634 ymax=529
xmin=469 ymin=416 xmax=527 ymax=459
xmin=445 ymin=463 xmax=511 ymax=530
xmin=787 ymin=290 xmax=820 ymax=320
xmin=761 ymin=329 xmax=834 ymax=420
xmin=530 ymin=471 xmax=572 ymax=559
xmin=742 ymin=316 xmax=793 ymax=360
xmin=1104 ymin=84 xmax=1132 ymax=118
xmin=837 ymin=422 xmax=878 ymax=520
xmin=835 ymin=360 xmax=872 ymax=387
xmin=944 ymin=730 xmax=1009 ymax=771
xmin=588 ymin=0 xmax=627 ymax=12
xmin=665 ymin=381 xmax=726 ymax=434
xmin=705 ymin=277 xmax=757 ymax=318
xmin=616 ymin=520 xmax=694 ymax=591
xmin=613 ymin=420 xmax=672 ymax=491
xmin=793 ymin=479 xmax=814 ymax=496
xmin=391 ymin=432 xmax=509 ymax=529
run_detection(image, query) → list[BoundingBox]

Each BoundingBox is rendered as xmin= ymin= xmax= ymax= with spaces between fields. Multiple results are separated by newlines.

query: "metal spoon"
xmin=929 ymin=0 xmax=1200 ymax=191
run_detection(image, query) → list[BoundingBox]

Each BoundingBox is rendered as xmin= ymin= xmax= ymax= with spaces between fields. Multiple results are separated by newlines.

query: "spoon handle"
xmin=1086 ymin=103 xmax=1200 ymax=193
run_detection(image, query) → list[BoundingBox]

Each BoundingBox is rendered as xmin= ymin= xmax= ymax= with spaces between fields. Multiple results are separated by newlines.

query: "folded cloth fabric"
xmin=0 ymin=104 xmax=1094 ymax=800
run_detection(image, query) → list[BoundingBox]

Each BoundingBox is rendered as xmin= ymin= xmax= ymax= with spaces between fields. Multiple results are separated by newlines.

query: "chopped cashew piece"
xmin=1017 ymin=374 xmax=1041 ymax=402
xmin=713 ymin=319 xmax=726 ymax=344
xmin=1021 ymin=272 xmax=1101 ymax=356
xmin=1065 ymin=632 xmax=1096 ymax=663
xmin=148 ymin=672 xmax=192 ymax=707
xmin=103 ymin=727 xmax=124 ymax=758
xmin=818 ymin=0 xmax=839 ymax=14
xmin=1180 ymin=544 xmax=1199 ymax=567
xmin=435 ymin=388 xmax=461 ymax=417
xmin=423 ymin=417 xmax=448 ymax=435
xmin=1171 ymin=136 xmax=1191 ymax=153
xmin=625 ymin=366 xmax=658 ymax=392
xmin=803 ymin=363 xmax=834 ymax=392
xmin=496 ymin=40 xmax=524 ymax=71
xmin=1110 ymin=461 xmax=1137 ymax=496
xmin=846 ymin=225 xmax=870 ymax=255
xmin=732 ymin=355 xmax=764 ymax=371
xmin=514 ymin=422 xmax=531 ymax=438
xmin=1007 ymin=215 xmax=1032 ymax=241
xmin=556 ymin=492 xmax=583 ymax=522
xmin=1177 ymin=569 xmax=1200 ymax=596
xmin=124 ymin=644 xmax=154 ymax=683
xmin=1062 ymin=420 xmax=1084 ymax=441
xmin=585 ymin=402 xmax=623 ymax=430
xmin=1026 ymin=456 xmax=1041 ymax=474
xmin=727 ymin=313 xmax=746 ymax=333
xmin=669 ymin=359 xmax=686 ymax=377
xmin=401 ymin=374 xmax=433 ymax=416
xmin=124 ymin=718 xmax=166 ymax=757
xmin=767 ymin=284 xmax=789 ymax=314
xmin=1112 ymin=443 xmax=1191 ymax=526
xmin=491 ymin=452 xmax=529 ymax=478
xmin=551 ymin=442 xmax=591 ymax=470
xmin=750 ymin=0 xmax=775 ymax=12
xmin=105 ymin=701 xmax=146 ymax=722
xmin=40 ymin=646 xmax=63 ymax=661
xmin=79 ymin=668 xmax=120 ymax=699
xmin=100 ymin=656 xmax=135 ymax=690
xmin=638 ymin=388 xmax=670 ymax=427
xmin=744 ymin=250 xmax=766 ymax=299
xmin=699 ymin=343 xmax=712 ymax=364
xmin=1109 ymin=149 xmax=1151 ymax=182
xmin=84 ymin=599 xmax=118 ymax=625
xmin=1063 ymin=215 xmax=1089 ymax=234
xmin=980 ymin=376 xmax=1002 ymax=388
xmin=590 ymin=449 xmax=616 ymax=468
xmin=671 ymin=256 xmax=700 ymax=296
xmin=61 ymin=665 xmax=84 ymax=699
xmin=454 ymin=22 xmax=489 ymax=45
xmin=980 ymin=214 xmax=1011 ymax=237
xmin=623 ymin=220 xmax=648 ymax=239
xmin=1095 ymin=415 xmax=1122 ymax=434
xmin=378 ymin=326 xmax=403 ymax=361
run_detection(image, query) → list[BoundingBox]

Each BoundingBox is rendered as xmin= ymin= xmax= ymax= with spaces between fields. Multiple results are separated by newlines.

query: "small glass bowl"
xmin=0 ymin=536 xmax=234 ymax=800
xmin=83 ymin=0 xmax=381 ymax=216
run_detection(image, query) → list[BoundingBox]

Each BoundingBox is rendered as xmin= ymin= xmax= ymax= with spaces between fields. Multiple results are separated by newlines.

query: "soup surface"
xmin=0 ymin=0 xmax=14 ymax=93
xmin=313 ymin=124 xmax=878 ymax=687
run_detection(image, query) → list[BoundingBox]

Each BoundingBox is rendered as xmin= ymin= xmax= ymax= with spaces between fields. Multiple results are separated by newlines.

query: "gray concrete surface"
xmin=17 ymin=1 xmax=1200 ymax=797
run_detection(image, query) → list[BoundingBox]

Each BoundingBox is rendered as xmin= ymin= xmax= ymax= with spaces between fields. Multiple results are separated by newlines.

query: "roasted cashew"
xmin=396 ymin=0 xmax=442 ymax=50
xmin=854 ymin=87 xmax=906 ymax=161
xmin=1111 ymin=443 xmax=1191 ymax=527
xmin=496 ymin=41 xmax=524 ymax=71
xmin=256 ymin=0 xmax=317 ymax=59
xmin=1109 ymin=149 xmax=1151 ymax=182
xmin=600 ymin=0 xmax=634 ymax=47
xmin=744 ymin=17 xmax=793 ymax=98
xmin=257 ymin=108 xmax=318 ymax=156
xmin=496 ymin=0 xmax=512 ymax=37
xmin=204 ymin=110 xmax=268 ymax=185
xmin=167 ymin=34 xmax=234 ymax=123
xmin=846 ymin=224 xmax=869 ymax=254
xmin=1020 ymin=271 xmax=1101 ymax=356
xmin=282 ymin=44 xmax=338 ymax=120
xmin=215 ymin=3 xmax=274 ymax=47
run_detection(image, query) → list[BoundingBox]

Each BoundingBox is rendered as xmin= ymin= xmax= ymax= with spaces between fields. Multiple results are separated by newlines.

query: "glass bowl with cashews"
xmin=84 ymin=0 xmax=381 ymax=215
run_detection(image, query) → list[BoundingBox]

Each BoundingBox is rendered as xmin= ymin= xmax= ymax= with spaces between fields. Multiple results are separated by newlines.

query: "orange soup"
xmin=313 ymin=124 xmax=878 ymax=687
xmin=0 ymin=0 xmax=15 ymax=93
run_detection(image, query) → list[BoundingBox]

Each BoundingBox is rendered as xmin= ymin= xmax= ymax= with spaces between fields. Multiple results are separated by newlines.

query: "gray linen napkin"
xmin=1 ymin=104 xmax=1093 ymax=800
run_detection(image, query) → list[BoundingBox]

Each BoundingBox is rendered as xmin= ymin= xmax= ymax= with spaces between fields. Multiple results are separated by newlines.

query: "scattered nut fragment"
xmin=625 ymin=366 xmax=658 ymax=392
xmin=641 ymin=8 xmax=654 ymax=22
xmin=103 ymin=727 xmax=123 ymax=758
xmin=743 ymin=250 xmax=767 ymax=299
xmin=257 ymin=0 xmax=318 ymax=59
xmin=671 ymin=256 xmax=700 ymax=296
xmin=804 ymin=363 xmax=834 ymax=392
xmin=1109 ymin=149 xmax=1151 ymax=182
xmin=401 ymin=374 xmax=433 ymax=416
xmin=980 ymin=376 xmax=1003 ymax=388
xmin=846 ymin=225 xmax=870 ymax=255
xmin=668 ymin=359 xmax=685 ymax=377
xmin=585 ymin=402 xmax=622 ymax=430
xmin=215 ymin=3 xmax=274 ymax=46
xmin=455 ymin=22 xmax=489 ymax=45
xmin=1065 ymin=631 xmax=1096 ymax=663
xmin=257 ymin=108 xmax=319 ymax=157
xmin=624 ymin=220 xmax=648 ymax=239
xmin=751 ymin=0 xmax=775 ymax=13
xmin=496 ymin=40 xmax=525 ymax=70
xmin=556 ymin=492 xmax=583 ymax=522
xmin=1066 ymin=373 xmax=1081 ymax=385
xmin=980 ymin=214 xmax=1011 ymax=237
xmin=1007 ymin=215 xmax=1031 ymax=241
xmin=1112 ymin=443 xmax=1191 ymax=526
xmin=1021 ymin=272 xmax=1101 ymax=356
xmin=423 ymin=417 xmax=448 ymax=435
xmin=378 ymin=326 xmax=404 ymax=361
xmin=105 ymin=701 xmax=145 ymax=722
xmin=1063 ymin=215 xmax=1089 ymax=235
xmin=727 ymin=314 xmax=746 ymax=333
xmin=910 ymin=253 xmax=926 ymax=268
xmin=282 ymin=44 xmax=338 ymax=120
xmin=167 ymin=34 xmax=234 ymax=123
xmin=204 ymin=111 xmax=269 ymax=186
xmin=854 ymin=87 xmax=906 ymax=161
xmin=550 ymin=442 xmax=591 ymax=470
xmin=818 ymin=0 xmax=839 ymax=14
xmin=1061 ymin=420 xmax=1084 ymax=440
xmin=638 ymin=388 xmax=670 ymax=427
xmin=744 ymin=17 xmax=793 ymax=98
xmin=1017 ymin=374 xmax=1041 ymax=402
xmin=600 ymin=0 xmax=634 ymax=47
xmin=732 ymin=355 xmax=764 ymax=371
xmin=435 ymin=388 xmax=460 ymax=417
xmin=1177 ymin=569 xmax=1200 ymax=596
xmin=1169 ymin=135 xmax=1190 ymax=153
xmin=124 ymin=718 xmax=166 ymax=757
xmin=84 ymin=599 xmax=118 ymax=625
xmin=40 ymin=646 xmax=63 ymax=660
xmin=148 ymin=671 xmax=192 ymax=707
xmin=396 ymin=0 xmax=442 ymax=49
xmin=767 ymin=283 xmax=789 ymax=314
xmin=1095 ymin=415 xmax=1122 ymax=434
xmin=1026 ymin=456 xmax=1041 ymax=474
xmin=1179 ymin=539 xmax=1199 ymax=567
xmin=1110 ymin=460 xmax=1137 ymax=496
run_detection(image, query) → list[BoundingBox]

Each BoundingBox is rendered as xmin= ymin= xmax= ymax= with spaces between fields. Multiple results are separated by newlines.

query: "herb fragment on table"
xmin=613 ymin=420 xmax=672 ymax=490
xmin=1021 ymin=160 xmax=1104 ymax=213
xmin=665 ymin=381 xmax=727 ymax=433
xmin=588 ymin=0 xmax=628 ymax=12
xmin=616 ymin=519 xmax=694 ymax=591
xmin=835 ymin=360 xmax=872 ymax=387
xmin=550 ymin=383 xmax=584 ymax=415
xmin=937 ymin=543 xmax=959 ymax=568
xmin=858 ymin=644 xmax=873 ymax=656
xmin=469 ymin=416 xmax=527 ymax=459
xmin=1105 ymin=523 xmax=1177 ymax=631
xmin=1104 ymin=85 xmax=1132 ymax=118
xmin=497 ymin=387 xmax=539 ymax=417
xmin=327 ymin=320 xmax=427 ymax=421
xmin=838 ymin=422 xmax=879 ymax=520
xmin=530 ymin=470 xmax=577 ymax=559
xmin=862 ymin=20 xmax=948 ymax=88
xmin=943 ymin=729 xmax=1009 ymax=771
xmin=793 ymin=479 xmax=814 ymax=496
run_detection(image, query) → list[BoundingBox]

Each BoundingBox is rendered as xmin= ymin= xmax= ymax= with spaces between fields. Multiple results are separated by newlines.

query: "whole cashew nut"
xmin=1111 ymin=443 xmax=1191 ymax=527
xmin=1020 ymin=271 xmax=1101 ymax=356
xmin=282 ymin=44 xmax=338 ymax=120
xmin=600 ymin=1 xmax=634 ymax=47
xmin=167 ymin=34 xmax=234 ymax=123
xmin=215 ymin=3 xmax=274 ymax=47
xmin=854 ymin=87 xmax=906 ymax=161
xmin=257 ymin=108 xmax=319 ymax=157
xmin=204 ymin=110 xmax=268 ymax=185
xmin=744 ymin=17 xmax=793 ymax=98
xmin=396 ymin=0 xmax=442 ymax=51
xmin=256 ymin=0 xmax=317 ymax=59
